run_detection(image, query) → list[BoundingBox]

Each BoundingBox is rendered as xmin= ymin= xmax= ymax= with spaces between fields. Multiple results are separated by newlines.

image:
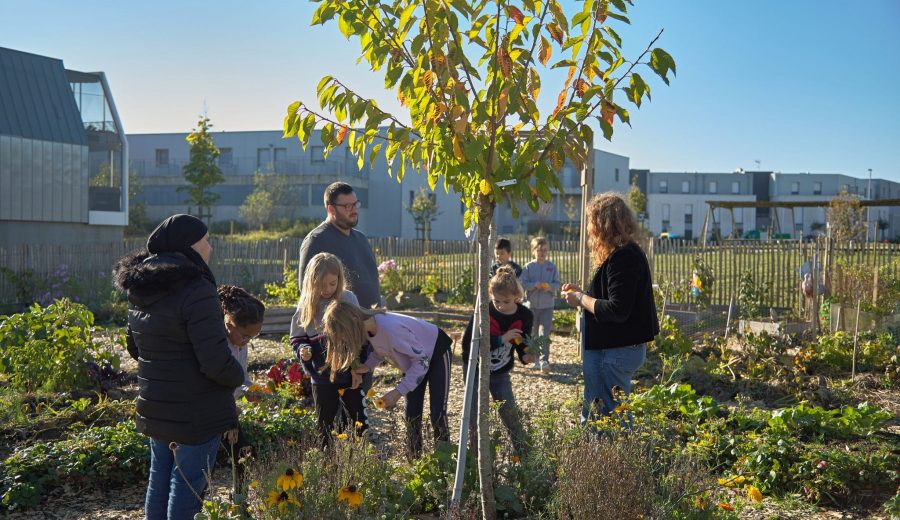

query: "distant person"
xmin=561 ymin=193 xmax=659 ymax=423
xmin=114 ymin=214 xmax=244 ymax=520
xmin=490 ymin=237 xmax=523 ymax=277
xmin=298 ymin=182 xmax=381 ymax=309
xmin=520 ymin=236 xmax=560 ymax=372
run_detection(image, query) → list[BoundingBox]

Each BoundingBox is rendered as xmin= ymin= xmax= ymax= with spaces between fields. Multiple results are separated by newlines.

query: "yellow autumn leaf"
xmin=453 ymin=136 xmax=466 ymax=162
xmin=479 ymin=179 xmax=491 ymax=196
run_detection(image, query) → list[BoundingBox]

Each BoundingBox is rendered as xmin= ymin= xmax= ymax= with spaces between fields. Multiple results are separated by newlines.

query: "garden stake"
xmin=724 ymin=294 xmax=735 ymax=340
xmin=451 ymin=289 xmax=482 ymax=508
xmin=852 ymin=299 xmax=861 ymax=380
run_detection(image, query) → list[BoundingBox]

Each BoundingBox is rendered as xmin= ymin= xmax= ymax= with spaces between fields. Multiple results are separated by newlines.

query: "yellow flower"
xmin=614 ymin=403 xmax=633 ymax=413
xmin=718 ymin=475 xmax=745 ymax=487
xmin=249 ymin=480 xmax=259 ymax=490
xmin=375 ymin=399 xmax=385 ymax=409
xmin=267 ymin=490 xmax=300 ymax=512
xmin=367 ymin=389 xmax=376 ymax=398
xmin=355 ymin=421 xmax=363 ymax=429
xmin=276 ymin=468 xmax=303 ymax=491
xmin=338 ymin=484 xmax=363 ymax=508
xmin=336 ymin=432 xmax=349 ymax=440
xmin=746 ymin=485 xmax=763 ymax=503
xmin=718 ymin=502 xmax=735 ymax=511
xmin=338 ymin=388 xmax=346 ymax=396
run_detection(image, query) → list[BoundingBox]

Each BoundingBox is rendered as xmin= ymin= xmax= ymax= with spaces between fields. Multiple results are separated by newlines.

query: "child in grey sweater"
xmin=520 ymin=237 xmax=560 ymax=372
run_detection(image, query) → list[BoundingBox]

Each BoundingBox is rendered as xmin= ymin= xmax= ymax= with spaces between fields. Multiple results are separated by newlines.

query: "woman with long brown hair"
xmin=562 ymin=192 xmax=659 ymax=423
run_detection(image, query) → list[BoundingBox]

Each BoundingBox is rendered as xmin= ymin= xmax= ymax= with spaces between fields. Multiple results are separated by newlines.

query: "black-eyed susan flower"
xmin=355 ymin=421 xmax=363 ymax=429
xmin=336 ymin=432 xmax=349 ymax=440
xmin=267 ymin=490 xmax=300 ymax=512
xmin=337 ymin=484 xmax=363 ymax=508
xmin=375 ymin=399 xmax=385 ymax=409
xmin=338 ymin=388 xmax=346 ymax=396
xmin=718 ymin=502 xmax=735 ymax=511
xmin=249 ymin=480 xmax=259 ymax=490
xmin=718 ymin=475 xmax=745 ymax=488
xmin=276 ymin=468 xmax=303 ymax=491
xmin=367 ymin=389 xmax=376 ymax=398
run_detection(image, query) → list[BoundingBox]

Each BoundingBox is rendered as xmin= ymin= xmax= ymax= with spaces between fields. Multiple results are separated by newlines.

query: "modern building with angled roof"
xmin=0 ymin=47 xmax=128 ymax=246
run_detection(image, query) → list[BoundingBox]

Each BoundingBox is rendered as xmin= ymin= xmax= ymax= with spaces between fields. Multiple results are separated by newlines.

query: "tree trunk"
xmin=476 ymin=198 xmax=496 ymax=519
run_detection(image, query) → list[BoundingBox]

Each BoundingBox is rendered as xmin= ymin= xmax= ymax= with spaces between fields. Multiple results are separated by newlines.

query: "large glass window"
xmin=731 ymin=181 xmax=740 ymax=194
xmin=791 ymin=181 xmax=800 ymax=195
xmin=659 ymin=180 xmax=668 ymax=193
xmin=681 ymin=181 xmax=690 ymax=193
xmin=708 ymin=181 xmax=717 ymax=194
xmin=69 ymin=70 xmax=126 ymax=213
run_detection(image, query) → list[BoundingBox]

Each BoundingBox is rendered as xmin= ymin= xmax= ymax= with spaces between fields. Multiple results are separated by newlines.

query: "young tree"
xmin=408 ymin=186 xmax=442 ymax=242
xmin=284 ymin=1 xmax=674 ymax=516
xmin=239 ymin=173 xmax=276 ymax=230
xmin=627 ymin=175 xmax=646 ymax=218
xmin=827 ymin=187 xmax=866 ymax=243
xmin=179 ymin=116 xmax=224 ymax=224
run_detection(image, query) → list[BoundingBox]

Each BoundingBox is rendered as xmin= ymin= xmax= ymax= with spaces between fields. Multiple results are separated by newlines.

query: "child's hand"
xmin=501 ymin=329 xmax=522 ymax=345
xmin=352 ymin=364 xmax=370 ymax=374
xmin=299 ymin=346 xmax=312 ymax=362
xmin=538 ymin=282 xmax=550 ymax=291
xmin=351 ymin=371 xmax=363 ymax=389
xmin=380 ymin=390 xmax=401 ymax=410
xmin=523 ymin=353 xmax=535 ymax=364
xmin=564 ymin=290 xmax=582 ymax=308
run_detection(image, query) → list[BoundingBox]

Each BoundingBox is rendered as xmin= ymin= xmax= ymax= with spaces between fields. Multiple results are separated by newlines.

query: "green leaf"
xmin=605 ymin=11 xmax=629 ymax=23
xmin=287 ymin=101 xmax=302 ymax=118
xmin=615 ymin=105 xmax=631 ymax=127
xmin=399 ymin=3 xmax=417 ymax=29
xmin=550 ymin=59 xmax=577 ymax=69
xmin=650 ymin=48 xmax=676 ymax=85
xmin=598 ymin=117 xmax=613 ymax=140
xmin=602 ymin=26 xmax=622 ymax=47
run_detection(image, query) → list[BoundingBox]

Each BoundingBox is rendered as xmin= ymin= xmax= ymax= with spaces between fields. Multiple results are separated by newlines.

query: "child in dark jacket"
xmin=461 ymin=265 xmax=534 ymax=456
xmin=290 ymin=253 xmax=368 ymax=447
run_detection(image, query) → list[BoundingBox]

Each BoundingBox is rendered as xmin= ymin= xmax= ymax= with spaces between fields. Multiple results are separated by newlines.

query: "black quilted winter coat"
xmin=113 ymin=250 xmax=244 ymax=444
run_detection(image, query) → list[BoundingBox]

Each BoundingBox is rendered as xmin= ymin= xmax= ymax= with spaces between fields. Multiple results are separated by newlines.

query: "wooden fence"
xmin=2 ymin=236 xmax=898 ymax=314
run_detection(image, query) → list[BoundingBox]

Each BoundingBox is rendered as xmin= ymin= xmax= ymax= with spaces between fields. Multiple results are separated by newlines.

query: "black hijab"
xmin=146 ymin=214 xmax=216 ymax=285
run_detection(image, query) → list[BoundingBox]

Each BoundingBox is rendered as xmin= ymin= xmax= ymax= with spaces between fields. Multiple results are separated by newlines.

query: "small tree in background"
xmin=827 ymin=187 xmax=865 ymax=243
xmin=408 ymin=186 xmax=442 ymax=243
xmin=285 ymin=0 xmax=675 ymax=515
xmin=240 ymin=172 xmax=276 ymax=230
xmin=627 ymin=175 xmax=646 ymax=223
xmin=179 ymin=117 xmax=223 ymax=224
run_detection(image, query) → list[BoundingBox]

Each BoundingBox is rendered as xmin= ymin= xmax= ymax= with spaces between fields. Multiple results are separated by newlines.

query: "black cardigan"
xmin=583 ymin=241 xmax=659 ymax=349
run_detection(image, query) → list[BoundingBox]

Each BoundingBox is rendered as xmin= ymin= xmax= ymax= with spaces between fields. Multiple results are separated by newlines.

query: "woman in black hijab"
xmin=114 ymin=214 xmax=244 ymax=520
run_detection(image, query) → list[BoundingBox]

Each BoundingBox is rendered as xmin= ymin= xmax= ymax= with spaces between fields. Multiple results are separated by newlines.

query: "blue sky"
xmin=2 ymin=0 xmax=899 ymax=181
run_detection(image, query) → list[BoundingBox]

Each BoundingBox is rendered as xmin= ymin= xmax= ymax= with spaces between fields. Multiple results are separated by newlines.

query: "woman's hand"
xmin=561 ymin=283 xmax=581 ymax=293
xmin=350 ymin=371 xmax=363 ymax=389
xmin=501 ymin=328 xmax=522 ymax=344
xmin=564 ymin=290 xmax=583 ymax=308
xmin=380 ymin=389 xmax=401 ymax=409
xmin=223 ymin=428 xmax=238 ymax=445
xmin=299 ymin=346 xmax=312 ymax=362
xmin=352 ymin=364 xmax=370 ymax=374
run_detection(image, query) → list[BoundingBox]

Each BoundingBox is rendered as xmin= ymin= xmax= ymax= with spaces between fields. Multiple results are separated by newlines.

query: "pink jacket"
xmin=365 ymin=313 xmax=439 ymax=395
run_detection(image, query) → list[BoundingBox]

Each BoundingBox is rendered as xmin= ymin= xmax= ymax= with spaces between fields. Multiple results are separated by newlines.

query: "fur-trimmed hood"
xmin=113 ymin=250 xmax=204 ymax=306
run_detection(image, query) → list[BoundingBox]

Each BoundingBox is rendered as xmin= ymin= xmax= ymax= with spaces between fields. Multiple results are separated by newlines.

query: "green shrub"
xmin=0 ymin=421 xmax=148 ymax=510
xmin=806 ymin=330 xmax=898 ymax=374
xmin=264 ymin=268 xmax=300 ymax=306
xmin=0 ymin=299 xmax=118 ymax=392
xmin=446 ymin=266 xmax=474 ymax=305
xmin=238 ymin=401 xmax=316 ymax=457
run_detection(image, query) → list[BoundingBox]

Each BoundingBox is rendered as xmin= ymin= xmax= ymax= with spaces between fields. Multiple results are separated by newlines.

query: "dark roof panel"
xmin=0 ymin=47 xmax=87 ymax=145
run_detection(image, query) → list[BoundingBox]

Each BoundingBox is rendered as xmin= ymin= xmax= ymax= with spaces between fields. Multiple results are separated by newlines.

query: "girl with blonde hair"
xmin=461 ymin=265 xmax=534 ymax=456
xmin=562 ymin=192 xmax=659 ymax=423
xmin=290 ymin=252 xmax=368 ymax=446
xmin=322 ymin=301 xmax=452 ymax=458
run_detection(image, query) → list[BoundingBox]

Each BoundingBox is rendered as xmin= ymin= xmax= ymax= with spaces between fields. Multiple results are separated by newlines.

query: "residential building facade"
xmin=0 ymin=47 xmax=128 ymax=247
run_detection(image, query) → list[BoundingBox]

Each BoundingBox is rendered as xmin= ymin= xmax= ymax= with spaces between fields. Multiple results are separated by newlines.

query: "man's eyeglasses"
xmin=329 ymin=200 xmax=362 ymax=211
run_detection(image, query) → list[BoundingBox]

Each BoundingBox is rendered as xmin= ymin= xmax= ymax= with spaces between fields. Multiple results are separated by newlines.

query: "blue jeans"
xmin=581 ymin=344 xmax=646 ymax=423
xmin=145 ymin=435 xmax=220 ymax=520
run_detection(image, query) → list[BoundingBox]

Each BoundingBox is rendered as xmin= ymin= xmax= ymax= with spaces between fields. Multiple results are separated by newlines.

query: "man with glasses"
xmin=298 ymin=182 xmax=382 ymax=310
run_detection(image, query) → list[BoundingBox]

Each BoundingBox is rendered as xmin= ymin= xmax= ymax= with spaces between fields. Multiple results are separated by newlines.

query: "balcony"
xmin=131 ymin=155 xmax=369 ymax=179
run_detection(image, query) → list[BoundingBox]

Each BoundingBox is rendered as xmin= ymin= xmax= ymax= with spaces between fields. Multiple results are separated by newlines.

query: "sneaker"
xmin=540 ymin=362 xmax=551 ymax=373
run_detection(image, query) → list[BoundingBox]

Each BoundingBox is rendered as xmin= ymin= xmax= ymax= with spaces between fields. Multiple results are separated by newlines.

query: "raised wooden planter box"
xmin=738 ymin=319 xmax=812 ymax=336
xmin=829 ymin=303 xmax=900 ymax=332
xmin=260 ymin=305 xmax=471 ymax=336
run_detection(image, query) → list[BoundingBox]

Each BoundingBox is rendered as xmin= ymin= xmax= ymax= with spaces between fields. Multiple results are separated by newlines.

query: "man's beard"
xmin=333 ymin=213 xmax=358 ymax=230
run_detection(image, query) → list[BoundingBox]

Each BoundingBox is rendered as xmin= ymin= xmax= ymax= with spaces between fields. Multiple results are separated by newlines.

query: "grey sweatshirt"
xmin=298 ymin=221 xmax=382 ymax=309
xmin=520 ymin=260 xmax=561 ymax=310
